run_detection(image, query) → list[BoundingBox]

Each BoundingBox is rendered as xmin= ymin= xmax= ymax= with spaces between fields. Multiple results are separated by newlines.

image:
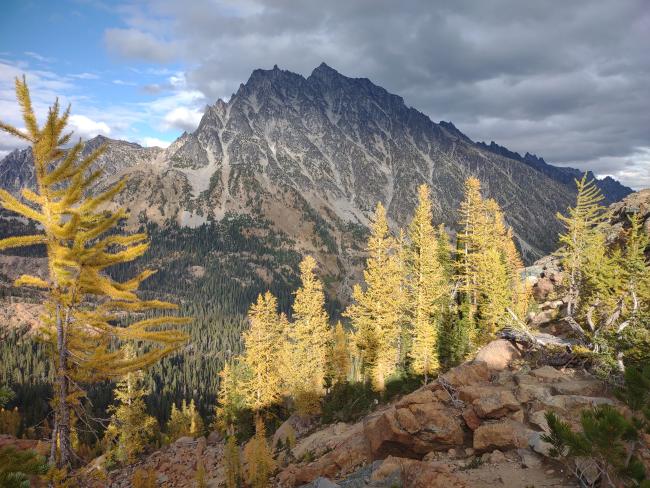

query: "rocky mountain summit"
xmin=0 ymin=64 xmax=632 ymax=276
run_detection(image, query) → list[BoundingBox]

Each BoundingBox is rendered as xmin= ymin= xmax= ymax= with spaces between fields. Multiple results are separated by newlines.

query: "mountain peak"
xmin=308 ymin=62 xmax=349 ymax=84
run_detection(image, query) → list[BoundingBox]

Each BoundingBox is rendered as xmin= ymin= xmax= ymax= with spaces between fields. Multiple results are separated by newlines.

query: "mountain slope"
xmin=110 ymin=64 xmax=586 ymax=263
xmin=0 ymin=63 xmax=632 ymax=274
xmin=475 ymin=140 xmax=632 ymax=203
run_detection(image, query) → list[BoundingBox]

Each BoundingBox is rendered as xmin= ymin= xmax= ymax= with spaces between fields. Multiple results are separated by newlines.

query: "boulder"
xmin=462 ymin=407 xmax=482 ymax=431
xmin=517 ymin=448 xmax=542 ymax=468
xmin=395 ymin=388 xmax=438 ymax=408
xmin=301 ymin=477 xmax=341 ymax=488
xmin=528 ymin=431 xmax=553 ymax=457
xmin=532 ymin=277 xmax=555 ymax=301
xmin=364 ymin=402 xmax=464 ymax=458
xmin=515 ymin=383 xmax=552 ymax=403
xmin=206 ymin=430 xmax=222 ymax=445
xmin=458 ymin=386 xmax=520 ymax=419
xmin=439 ymin=361 xmax=490 ymax=389
xmin=530 ymin=366 xmax=565 ymax=383
xmin=551 ymin=379 xmax=604 ymax=397
xmin=473 ymin=420 xmax=529 ymax=451
xmin=283 ymin=432 xmax=371 ymax=486
xmin=273 ymin=414 xmax=316 ymax=449
xmin=540 ymin=394 xmax=616 ymax=416
xmin=529 ymin=410 xmax=550 ymax=432
xmin=371 ymin=456 xmax=468 ymax=488
xmin=474 ymin=339 xmax=521 ymax=371
xmin=292 ymin=421 xmax=361 ymax=461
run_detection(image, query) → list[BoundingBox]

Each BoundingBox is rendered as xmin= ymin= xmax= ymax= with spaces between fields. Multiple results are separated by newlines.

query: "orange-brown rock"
xmin=474 ymin=339 xmax=521 ymax=371
xmin=371 ymin=456 xmax=468 ymax=488
xmin=473 ymin=420 xmax=530 ymax=451
xmin=439 ymin=361 xmax=490 ymax=388
xmin=364 ymin=401 xmax=464 ymax=459
xmin=458 ymin=386 xmax=521 ymax=419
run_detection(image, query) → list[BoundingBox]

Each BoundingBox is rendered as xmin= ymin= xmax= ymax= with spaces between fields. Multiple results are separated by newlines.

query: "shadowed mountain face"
xmin=475 ymin=141 xmax=633 ymax=203
xmin=0 ymin=64 xmax=633 ymax=277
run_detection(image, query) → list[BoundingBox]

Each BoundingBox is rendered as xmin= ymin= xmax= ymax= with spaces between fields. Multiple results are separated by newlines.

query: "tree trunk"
xmin=49 ymin=418 xmax=57 ymax=465
xmin=55 ymin=304 xmax=72 ymax=468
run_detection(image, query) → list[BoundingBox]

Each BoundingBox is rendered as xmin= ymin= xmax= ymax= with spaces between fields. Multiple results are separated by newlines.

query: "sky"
xmin=0 ymin=0 xmax=648 ymax=189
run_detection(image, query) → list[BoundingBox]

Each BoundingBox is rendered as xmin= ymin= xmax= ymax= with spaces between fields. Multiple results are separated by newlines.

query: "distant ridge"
xmin=475 ymin=140 xmax=633 ymax=203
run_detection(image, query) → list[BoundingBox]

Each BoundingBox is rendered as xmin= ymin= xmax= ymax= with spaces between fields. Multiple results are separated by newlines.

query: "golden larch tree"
xmin=241 ymin=292 xmax=284 ymax=411
xmin=243 ymin=416 xmax=275 ymax=488
xmin=283 ymin=255 xmax=330 ymax=413
xmin=103 ymin=345 xmax=159 ymax=464
xmin=344 ymin=202 xmax=406 ymax=390
xmin=556 ymin=174 xmax=609 ymax=317
xmin=406 ymin=184 xmax=448 ymax=382
xmin=456 ymin=176 xmax=484 ymax=309
xmin=0 ymin=78 xmax=188 ymax=468
xmin=325 ymin=321 xmax=351 ymax=386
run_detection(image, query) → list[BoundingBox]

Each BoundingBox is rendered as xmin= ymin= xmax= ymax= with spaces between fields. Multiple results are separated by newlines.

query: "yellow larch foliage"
xmin=283 ymin=255 xmax=330 ymax=413
xmin=166 ymin=399 xmax=203 ymax=441
xmin=556 ymin=174 xmax=609 ymax=317
xmin=104 ymin=345 xmax=158 ymax=464
xmin=243 ymin=416 xmax=275 ymax=488
xmin=224 ymin=434 xmax=242 ymax=488
xmin=406 ymin=184 xmax=448 ymax=382
xmin=0 ymin=78 xmax=188 ymax=468
xmin=241 ymin=292 xmax=284 ymax=411
xmin=456 ymin=176 xmax=484 ymax=309
xmin=326 ymin=321 xmax=351 ymax=386
xmin=344 ymin=202 xmax=406 ymax=390
xmin=214 ymin=361 xmax=247 ymax=436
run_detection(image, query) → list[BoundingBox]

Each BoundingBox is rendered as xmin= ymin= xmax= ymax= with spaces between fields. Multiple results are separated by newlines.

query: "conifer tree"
xmin=556 ymin=174 xmax=608 ymax=316
xmin=214 ymin=361 xmax=247 ymax=437
xmin=325 ymin=322 xmax=351 ymax=387
xmin=224 ymin=435 xmax=242 ymax=488
xmin=435 ymin=224 xmax=455 ymax=283
xmin=475 ymin=245 xmax=511 ymax=338
xmin=0 ymin=78 xmax=188 ymax=468
xmin=241 ymin=292 xmax=283 ymax=411
xmin=104 ymin=345 xmax=158 ymax=464
xmin=406 ymin=185 xmax=448 ymax=382
xmin=456 ymin=177 xmax=484 ymax=309
xmin=344 ymin=203 xmax=406 ymax=390
xmin=283 ymin=256 xmax=330 ymax=414
xmin=243 ymin=416 xmax=275 ymax=488
xmin=166 ymin=399 xmax=203 ymax=441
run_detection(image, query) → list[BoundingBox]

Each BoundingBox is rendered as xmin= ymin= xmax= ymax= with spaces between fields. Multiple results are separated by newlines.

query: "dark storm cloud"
xmin=105 ymin=0 xmax=650 ymax=188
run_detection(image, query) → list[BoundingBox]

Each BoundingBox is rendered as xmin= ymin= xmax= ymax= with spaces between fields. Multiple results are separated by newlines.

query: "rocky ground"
xmin=69 ymin=344 xmax=636 ymax=488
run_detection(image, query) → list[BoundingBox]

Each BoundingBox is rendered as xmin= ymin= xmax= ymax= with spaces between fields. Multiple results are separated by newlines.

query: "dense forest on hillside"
xmin=0 ymin=214 xmax=311 ymax=431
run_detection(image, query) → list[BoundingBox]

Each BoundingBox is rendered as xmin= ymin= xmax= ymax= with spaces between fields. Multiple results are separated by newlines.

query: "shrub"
xmin=321 ymin=381 xmax=378 ymax=423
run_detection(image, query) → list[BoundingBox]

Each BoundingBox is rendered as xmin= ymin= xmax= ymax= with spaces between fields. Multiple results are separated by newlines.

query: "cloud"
xmin=141 ymin=136 xmax=172 ymax=148
xmin=162 ymin=106 xmax=203 ymax=131
xmin=68 ymin=114 xmax=111 ymax=138
xmin=104 ymin=28 xmax=179 ymax=63
xmin=103 ymin=0 xmax=649 ymax=189
xmin=70 ymin=72 xmax=99 ymax=80
xmin=23 ymin=51 xmax=56 ymax=63
xmin=113 ymin=79 xmax=137 ymax=86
